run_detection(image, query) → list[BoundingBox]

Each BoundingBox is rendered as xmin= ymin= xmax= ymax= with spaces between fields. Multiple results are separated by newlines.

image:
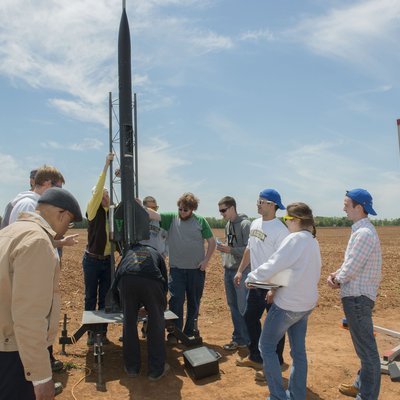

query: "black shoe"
xmin=101 ymin=333 xmax=110 ymax=345
xmin=148 ymin=363 xmax=170 ymax=381
xmin=51 ymin=359 xmax=64 ymax=372
xmin=54 ymin=382 xmax=63 ymax=396
xmin=124 ymin=367 xmax=140 ymax=378
xmin=166 ymin=333 xmax=178 ymax=345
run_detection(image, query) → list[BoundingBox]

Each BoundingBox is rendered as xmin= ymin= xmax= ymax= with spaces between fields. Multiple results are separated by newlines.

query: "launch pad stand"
xmin=59 ymin=309 xmax=202 ymax=391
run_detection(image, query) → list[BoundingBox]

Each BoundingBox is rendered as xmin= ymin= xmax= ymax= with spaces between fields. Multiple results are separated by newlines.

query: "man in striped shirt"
xmin=328 ymin=188 xmax=382 ymax=400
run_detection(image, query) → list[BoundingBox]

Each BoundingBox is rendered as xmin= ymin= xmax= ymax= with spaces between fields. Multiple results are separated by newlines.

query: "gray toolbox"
xmin=183 ymin=346 xmax=221 ymax=379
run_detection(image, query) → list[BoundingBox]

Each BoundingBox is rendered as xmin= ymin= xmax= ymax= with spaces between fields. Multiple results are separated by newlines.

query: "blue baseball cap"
xmin=346 ymin=188 xmax=377 ymax=216
xmin=259 ymin=188 xmax=285 ymax=210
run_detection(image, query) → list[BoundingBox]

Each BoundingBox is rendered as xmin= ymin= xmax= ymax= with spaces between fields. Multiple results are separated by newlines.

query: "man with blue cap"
xmin=234 ymin=188 xmax=289 ymax=377
xmin=327 ymin=188 xmax=382 ymax=400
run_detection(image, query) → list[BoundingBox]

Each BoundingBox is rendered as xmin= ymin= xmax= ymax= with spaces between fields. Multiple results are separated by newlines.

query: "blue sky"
xmin=1 ymin=0 xmax=400 ymax=220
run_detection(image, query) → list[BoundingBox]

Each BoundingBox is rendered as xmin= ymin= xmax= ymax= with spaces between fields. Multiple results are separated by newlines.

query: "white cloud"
xmin=41 ymin=138 xmax=104 ymax=151
xmin=239 ymin=29 xmax=275 ymax=42
xmin=0 ymin=0 xmax=232 ymax=124
xmin=0 ymin=153 xmax=25 ymax=184
xmin=290 ymin=0 xmax=400 ymax=79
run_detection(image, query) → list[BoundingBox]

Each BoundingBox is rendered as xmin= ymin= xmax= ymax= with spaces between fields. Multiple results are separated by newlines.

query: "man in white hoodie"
xmin=8 ymin=166 xmax=65 ymax=225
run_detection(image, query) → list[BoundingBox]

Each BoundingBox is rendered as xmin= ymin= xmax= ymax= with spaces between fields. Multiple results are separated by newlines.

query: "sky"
xmin=1 ymin=0 xmax=400 ymax=221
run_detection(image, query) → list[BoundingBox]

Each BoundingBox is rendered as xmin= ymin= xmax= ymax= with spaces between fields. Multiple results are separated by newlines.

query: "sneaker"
xmin=338 ymin=383 xmax=359 ymax=398
xmin=255 ymin=370 xmax=266 ymax=382
xmin=223 ymin=341 xmax=247 ymax=351
xmin=235 ymin=356 xmax=263 ymax=370
xmin=280 ymin=362 xmax=289 ymax=372
xmin=54 ymin=382 xmax=63 ymax=396
xmin=148 ymin=363 xmax=170 ymax=381
xmin=51 ymin=359 xmax=64 ymax=372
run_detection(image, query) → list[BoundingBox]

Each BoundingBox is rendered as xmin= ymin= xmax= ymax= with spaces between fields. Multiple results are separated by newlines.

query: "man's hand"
xmin=57 ymin=234 xmax=79 ymax=247
xmin=266 ymin=289 xmax=275 ymax=304
xmin=327 ymin=272 xmax=340 ymax=289
xmin=234 ymin=271 xmax=242 ymax=287
xmin=34 ymin=380 xmax=55 ymax=400
xmin=217 ymin=243 xmax=231 ymax=253
xmin=198 ymin=260 xmax=209 ymax=271
xmin=106 ymin=153 xmax=114 ymax=165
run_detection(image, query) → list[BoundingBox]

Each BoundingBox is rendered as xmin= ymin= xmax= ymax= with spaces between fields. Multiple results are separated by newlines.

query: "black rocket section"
xmin=117 ymin=3 xmax=149 ymax=252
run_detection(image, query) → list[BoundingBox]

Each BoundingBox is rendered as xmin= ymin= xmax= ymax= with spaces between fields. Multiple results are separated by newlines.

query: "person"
xmin=0 ymin=165 xmax=76 ymax=389
xmin=327 ymin=189 xmax=382 ymax=400
xmin=146 ymin=192 xmax=216 ymax=337
xmin=9 ymin=166 xmax=65 ymax=225
xmin=115 ymin=243 xmax=169 ymax=380
xmin=29 ymin=168 xmax=38 ymax=190
xmin=0 ymin=187 xmax=82 ymax=400
xmin=247 ymin=202 xmax=321 ymax=400
xmin=140 ymin=196 xmax=168 ymax=257
xmin=1 ymin=169 xmax=38 ymax=229
xmin=234 ymin=188 xmax=288 ymax=373
xmin=83 ymin=153 xmax=114 ymax=345
xmin=217 ymin=196 xmax=251 ymax=351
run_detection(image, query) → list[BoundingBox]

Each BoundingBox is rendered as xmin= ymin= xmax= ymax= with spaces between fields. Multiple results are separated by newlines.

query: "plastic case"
xmin=183 ymin=346 xmax=221 ymax=380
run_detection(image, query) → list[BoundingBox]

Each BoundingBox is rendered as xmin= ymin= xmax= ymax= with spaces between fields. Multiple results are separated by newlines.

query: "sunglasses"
xmin=51 ymin=181 xmax=62 ymax=188
xmin=283 ymin=215 xmax=296 ymax=221
xmin=178 ymin=207 xmax=190 ymax=212
xmin=257 ymin=199 xmax=275 ymax=206
xmin=219 ymin=207 xmax=229 ymax=214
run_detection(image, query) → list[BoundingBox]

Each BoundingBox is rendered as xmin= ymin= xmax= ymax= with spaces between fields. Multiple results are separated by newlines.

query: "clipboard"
xmin=247 ymin=281 xmax=281 ymax=290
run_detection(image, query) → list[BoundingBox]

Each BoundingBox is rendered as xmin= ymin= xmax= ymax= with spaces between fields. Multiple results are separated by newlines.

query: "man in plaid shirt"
xmin=327 ymin=188 xmax=382 ymax=400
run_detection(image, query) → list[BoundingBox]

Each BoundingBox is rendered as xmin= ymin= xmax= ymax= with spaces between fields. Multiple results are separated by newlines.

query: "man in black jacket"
xmin=115 ymin=243 xmax=169 ymax=381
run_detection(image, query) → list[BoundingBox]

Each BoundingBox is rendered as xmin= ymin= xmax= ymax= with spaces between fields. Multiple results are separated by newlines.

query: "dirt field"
xmin=54 ymin=226 xmax=400 ymax=400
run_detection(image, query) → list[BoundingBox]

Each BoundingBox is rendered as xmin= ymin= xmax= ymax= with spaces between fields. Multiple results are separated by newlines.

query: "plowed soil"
xmin=54 ymin=227 xmax=400 ymax=400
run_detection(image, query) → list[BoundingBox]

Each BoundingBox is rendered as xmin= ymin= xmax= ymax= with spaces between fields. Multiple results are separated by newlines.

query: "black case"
xmin=183 ymin=346 xmax=221 ymax=380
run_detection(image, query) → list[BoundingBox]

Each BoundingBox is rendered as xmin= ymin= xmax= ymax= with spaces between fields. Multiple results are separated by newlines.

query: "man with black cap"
xmin=0 ymin=187 xmax=82 ymax=400
xmin=327 ymin=188 xmax=382 ymax=400
xmin=234 ymin=188 xmax=289 ymax=378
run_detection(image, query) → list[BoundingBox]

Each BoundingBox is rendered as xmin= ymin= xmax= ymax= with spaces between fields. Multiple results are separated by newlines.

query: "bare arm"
xmin=198 ymin=236 xmax=216 ymax=271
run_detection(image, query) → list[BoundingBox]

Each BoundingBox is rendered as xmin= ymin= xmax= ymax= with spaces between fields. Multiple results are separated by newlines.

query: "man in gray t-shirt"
xmin=147 ymin=192 xmax=216 ymax=336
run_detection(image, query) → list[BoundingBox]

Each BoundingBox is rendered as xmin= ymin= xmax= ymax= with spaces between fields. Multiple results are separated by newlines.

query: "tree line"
xmin=2 ymin=216 xmax=399 ymax=230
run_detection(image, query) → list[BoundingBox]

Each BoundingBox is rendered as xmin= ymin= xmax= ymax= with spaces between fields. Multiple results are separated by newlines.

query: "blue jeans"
xmin=224 ymin=267 xmax=250 ymax=345
xmin=260 ymin=303 xmax=312 ymax=400
xmin=244 ymin=288 xmax=285 ymax=363
xmin=82 ymin=253 xmax=111 ymax=310
xmin=342 ymin=296 xmax=380 ymax=400
xmin=168 ymin=268 xmax=205 ymax=336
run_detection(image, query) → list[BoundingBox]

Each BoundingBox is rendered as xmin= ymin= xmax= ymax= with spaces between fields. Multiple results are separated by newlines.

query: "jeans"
xmin=260 ymin=303 xmax=312 ymax=400
xmin=169 ymin=267 xmax=205 ymax=336
xmin=224 ymin=267 xmax=250 ymax=345
xmin=119 ymin=275 xmax=167 ymax=376
xmin=82 ymin=253 xmax=111 ymax=311
xmin=244 ymin=288 xmax=285 ymax=363
xmin=342 ymin=296 xmax=381 ymax=400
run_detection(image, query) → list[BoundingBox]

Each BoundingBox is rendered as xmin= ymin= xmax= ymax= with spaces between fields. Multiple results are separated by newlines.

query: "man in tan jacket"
xmin=0 ymin=187 xmax=82 ymax=400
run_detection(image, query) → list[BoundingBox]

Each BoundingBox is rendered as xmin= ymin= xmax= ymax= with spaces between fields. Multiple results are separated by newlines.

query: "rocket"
xmin=116 ymin=0 xmax=149 ymax=252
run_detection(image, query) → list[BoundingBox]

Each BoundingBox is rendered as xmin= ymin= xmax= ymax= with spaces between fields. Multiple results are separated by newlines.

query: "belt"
xmin=85 ymin=251 xmax=111 ymax=261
